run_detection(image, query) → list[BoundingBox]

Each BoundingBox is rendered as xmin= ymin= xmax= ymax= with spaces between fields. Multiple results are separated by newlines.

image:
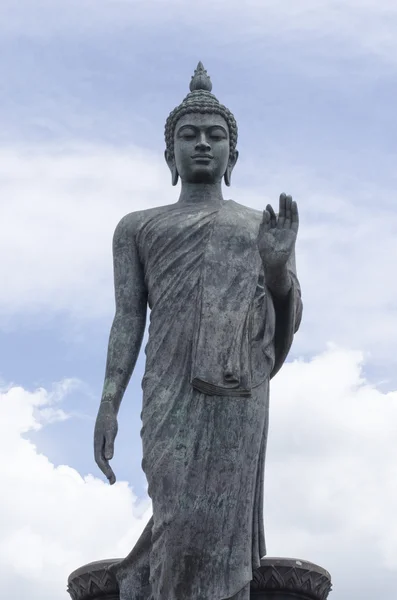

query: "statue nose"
xmin=195 ymin=138 xmax=211 ymax=152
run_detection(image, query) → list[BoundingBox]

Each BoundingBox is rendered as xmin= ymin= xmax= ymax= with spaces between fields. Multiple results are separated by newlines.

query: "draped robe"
xmin=112 ymin=200 xmax=303 ymax=600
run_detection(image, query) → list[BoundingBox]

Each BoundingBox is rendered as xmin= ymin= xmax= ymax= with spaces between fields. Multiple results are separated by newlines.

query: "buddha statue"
xmin=94 ymin=62 xmax=302 ymax=600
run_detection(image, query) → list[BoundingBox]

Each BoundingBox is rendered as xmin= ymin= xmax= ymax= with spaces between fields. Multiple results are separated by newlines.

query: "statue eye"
xmin=180 ymin=129 xmax=196 ymax=139
xmin=210 ymin=129 xmax=226 ymax=140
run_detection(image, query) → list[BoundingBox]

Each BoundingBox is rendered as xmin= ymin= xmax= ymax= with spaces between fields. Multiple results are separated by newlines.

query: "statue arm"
xmin=100 ymin=214 xmax=148 ymax=413
xmin=287 ymin=246 xmax=303 ymax=333
xmin=269 ymin=247 xmax=303 ymax=379
xmin=263 ymin=261 xmax=293 ymax=300
xmin=265 ymin=246 xmax=302 ymax=328
xmin=94 ymin=214 xmax=147 ymax=484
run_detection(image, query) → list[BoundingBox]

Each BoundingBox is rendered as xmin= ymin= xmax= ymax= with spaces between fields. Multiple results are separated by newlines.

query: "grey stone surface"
xmin=92 ymin=62 xmax=304 ymax=600
xmin=67 ymin=557 xmax=332 ymax=600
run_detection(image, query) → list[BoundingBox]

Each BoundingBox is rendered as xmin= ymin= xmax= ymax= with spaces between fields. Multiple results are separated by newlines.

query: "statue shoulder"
xmin=227 ymin=200 xmax=263 ymax=224
xmin=113 ymin=205 xmax=173 ymax=240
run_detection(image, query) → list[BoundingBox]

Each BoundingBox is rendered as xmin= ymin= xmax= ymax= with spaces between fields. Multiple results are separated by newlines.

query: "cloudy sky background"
xmin=1 ymin=1 xmax=397 ymax=598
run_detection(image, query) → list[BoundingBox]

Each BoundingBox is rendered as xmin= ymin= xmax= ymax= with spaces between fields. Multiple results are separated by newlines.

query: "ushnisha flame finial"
xmin=189 ymin=61 xmax=213 ymax=93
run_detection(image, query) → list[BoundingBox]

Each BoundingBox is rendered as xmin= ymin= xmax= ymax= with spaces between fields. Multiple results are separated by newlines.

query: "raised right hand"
xmin=94 ymin=401 xmax=118 ymax=485
xmin=257 ymin=193 xmax=299 ymax=271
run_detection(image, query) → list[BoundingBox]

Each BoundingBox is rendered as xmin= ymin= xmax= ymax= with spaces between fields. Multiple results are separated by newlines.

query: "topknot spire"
xmin=189 ymin=61 xmax=213 ymax=93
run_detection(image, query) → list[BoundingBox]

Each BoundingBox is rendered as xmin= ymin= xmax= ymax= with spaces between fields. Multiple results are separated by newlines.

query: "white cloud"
xmin=1 ymin=379 xmax=77 ymax=433
xmin=0 ymin=144 xmax=173 ymax=323
xmin=266 ymin=346 xmax=397 ymax=598
xmin=1 ymin=348 xmax=396 ymax=599
xmin=0 ymin=380 xmax=151 ymax=600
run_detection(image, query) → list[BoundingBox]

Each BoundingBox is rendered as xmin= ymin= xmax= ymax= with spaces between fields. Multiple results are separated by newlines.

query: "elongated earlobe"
xmin=224 ymin=166 xmax=232 ymax=187
xmin=165 ymin=149 xmax=179 ymax=186
xmin=224 ymin=150 xmax=238 ymax=187
xmin=172 ymin=165 xmax=179 ymax=186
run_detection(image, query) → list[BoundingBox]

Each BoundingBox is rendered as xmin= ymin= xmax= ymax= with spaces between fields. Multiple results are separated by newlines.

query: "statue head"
xmin=164 ymin=62 xmax=239 ymax=186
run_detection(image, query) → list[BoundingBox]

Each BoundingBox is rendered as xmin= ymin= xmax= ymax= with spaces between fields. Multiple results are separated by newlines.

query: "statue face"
xmin=170 ymin=113 xmax=235 ymax=184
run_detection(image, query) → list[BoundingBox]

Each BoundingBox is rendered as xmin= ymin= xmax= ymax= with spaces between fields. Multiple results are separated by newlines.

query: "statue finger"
xmin=291 ymin=200 xmax=299 ymax=233
xmin=94 ymin=434 xmax=116 ymax=484
xmin=97 ymin=453 xmax=116 ymax=485
xmin=278 ymin=193 xmax=286 ymax=228
xmin=284 ymin=195 xmax=293 ymax=228
xmin=260 ymin=210 xmax=271 ymax=232
xmin=94 ymin=431 xmax=103 ymax=461
xmin=266 ymin=204 xmax=277 ymax=228
xmin=104 ymin=436 xmax=115 ymax=461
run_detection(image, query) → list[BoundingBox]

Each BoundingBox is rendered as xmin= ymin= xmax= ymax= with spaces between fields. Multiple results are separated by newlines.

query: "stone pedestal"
xmin=67 ymin=557 xmax=332 ymax=600
xmin=67 ymin=559 xmax=121 ymax=600
xmin=251 ymin=557 xmax=332 ymax=599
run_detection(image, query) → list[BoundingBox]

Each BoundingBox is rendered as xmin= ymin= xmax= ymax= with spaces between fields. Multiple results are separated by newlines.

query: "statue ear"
xmin=171 ymin=165 xmax=179 ymax=186
xmin=164 ymin=150 xmax=179 ymax=186
xmin=224 ymin=150 xmax=239 ymax=187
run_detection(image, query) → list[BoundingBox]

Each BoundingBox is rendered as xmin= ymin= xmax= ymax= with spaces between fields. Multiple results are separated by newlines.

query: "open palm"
xmin=257 ymin=193 xmax=299 ymax=270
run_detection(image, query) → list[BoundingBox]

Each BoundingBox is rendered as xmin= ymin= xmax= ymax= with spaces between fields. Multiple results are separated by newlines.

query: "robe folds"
xmin=113 ymin=200 xmax=303 ymax=600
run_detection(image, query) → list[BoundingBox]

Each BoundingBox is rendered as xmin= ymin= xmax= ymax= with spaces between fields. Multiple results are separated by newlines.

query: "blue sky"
xmin=1 ymin=2 xmax=397 ymax=599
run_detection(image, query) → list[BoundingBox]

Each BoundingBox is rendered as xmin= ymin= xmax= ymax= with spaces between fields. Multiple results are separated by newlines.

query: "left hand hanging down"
xmin=257 ymin=193 xmax=299 ymax=270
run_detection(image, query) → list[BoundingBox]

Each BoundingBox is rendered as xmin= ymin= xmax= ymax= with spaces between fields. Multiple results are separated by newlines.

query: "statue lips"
xmin=191 ymin=154 xmax=214 ymax=164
